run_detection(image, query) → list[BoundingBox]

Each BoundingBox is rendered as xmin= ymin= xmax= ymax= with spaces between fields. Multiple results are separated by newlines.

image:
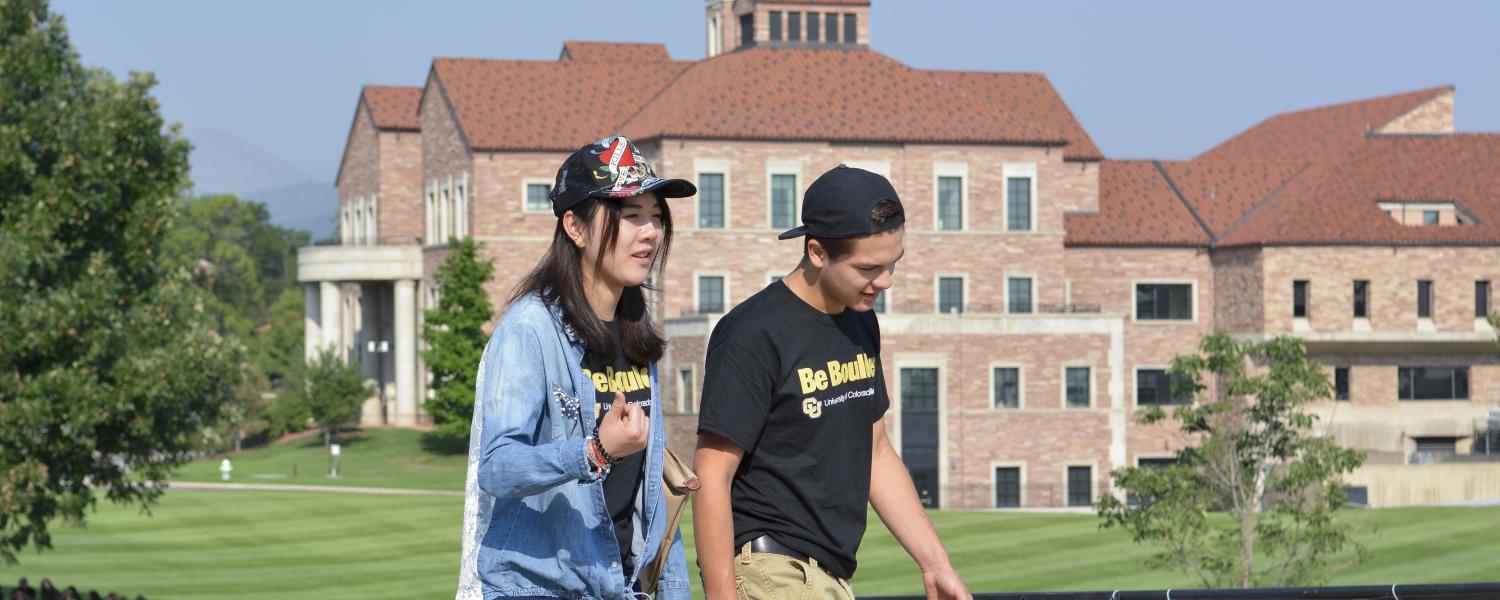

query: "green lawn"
xmin=4 ymin=491 xmax=1498 ymax=599
xmin=4 ymin=430 xmax=1493 ymax=598
xmin=171 ymin=428 xmax=468 ymax=491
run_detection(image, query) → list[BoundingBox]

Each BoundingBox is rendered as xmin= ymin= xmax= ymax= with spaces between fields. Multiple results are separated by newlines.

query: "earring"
xmin=572 ymin=237 xmax=584 ymax=248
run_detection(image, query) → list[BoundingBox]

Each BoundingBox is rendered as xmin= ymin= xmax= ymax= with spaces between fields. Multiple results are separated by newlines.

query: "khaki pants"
xmin=734 ymin=542 xmax=854 ymax=600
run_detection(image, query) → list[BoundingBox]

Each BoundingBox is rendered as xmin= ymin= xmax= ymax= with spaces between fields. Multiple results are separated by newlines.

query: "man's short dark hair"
xmin=806 ymin=199 xmax=903 ymax=261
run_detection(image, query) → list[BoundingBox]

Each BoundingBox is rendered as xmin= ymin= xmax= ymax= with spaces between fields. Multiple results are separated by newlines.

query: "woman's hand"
xmin=596 ymin=391 xmax=648 ymax=459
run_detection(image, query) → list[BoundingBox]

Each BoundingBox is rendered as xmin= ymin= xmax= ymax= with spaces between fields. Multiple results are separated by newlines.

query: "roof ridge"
xmin=1213 ymin=162 xmax=1313 ymax=245
xmin=1153 ymin=160 xmax=1215 ymax=243
xmin=617 ymin=58 xmax=701 ymax=138
xmin=1270 ymin=85 xmax=1451 ymax=122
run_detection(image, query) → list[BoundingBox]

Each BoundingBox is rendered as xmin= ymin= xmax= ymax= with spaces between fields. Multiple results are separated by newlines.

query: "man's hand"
xmin=922 ymin=566 xmax=971 ymax=600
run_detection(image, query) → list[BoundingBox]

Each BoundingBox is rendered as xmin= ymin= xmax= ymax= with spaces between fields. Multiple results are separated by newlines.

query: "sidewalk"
xmin=170 ymin=481 xmax=462 ymax=496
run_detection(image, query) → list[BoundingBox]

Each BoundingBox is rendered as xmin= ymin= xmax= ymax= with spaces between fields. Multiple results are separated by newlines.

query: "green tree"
xmin=159 ymin=194 xmax=311 ymax=449
xmin=0 ymin=0 xmax=239 ymax=564
xmin=421 ymin=237 xmax=494 ymax=444
xmin=1097 ymin=334 xmax=1367 ymax=588
xmin=303 ymin=348 xmax=371 ymax=447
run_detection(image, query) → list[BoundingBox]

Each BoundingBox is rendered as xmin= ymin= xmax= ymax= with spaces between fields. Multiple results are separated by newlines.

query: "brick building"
xmin=300 ymin=0 xmax=1500 ymax=508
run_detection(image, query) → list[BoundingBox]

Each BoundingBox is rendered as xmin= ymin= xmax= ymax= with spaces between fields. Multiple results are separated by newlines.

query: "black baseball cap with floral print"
xmin=549 ymin=135 xmax=696 ymax=217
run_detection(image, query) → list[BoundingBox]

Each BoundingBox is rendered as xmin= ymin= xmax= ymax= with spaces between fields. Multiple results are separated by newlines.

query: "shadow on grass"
xmin=421 ymin=431 xmax=470 ymax=455
xmin=292 ymin=428 xmax=375 ymax=450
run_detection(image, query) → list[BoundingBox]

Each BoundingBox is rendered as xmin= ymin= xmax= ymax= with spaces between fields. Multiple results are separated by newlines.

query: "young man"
xmin=694 ymin=166 xmax=971 ymax=600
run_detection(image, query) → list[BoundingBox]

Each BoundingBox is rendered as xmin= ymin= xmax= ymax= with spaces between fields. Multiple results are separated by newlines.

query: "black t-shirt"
xmin=696 ymin=281 xmax=890 ymax=580
xmin=583 ymin=322 xmax=654 ymax=578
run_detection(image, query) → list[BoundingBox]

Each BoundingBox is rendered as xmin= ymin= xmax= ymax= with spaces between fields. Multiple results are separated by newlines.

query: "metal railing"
xmin=675 ymin=303 xmax=1103 ymax=318
xmin=310 ymin=235 xmax=425 ymax=247
xmin=865 ymin=582 xmax=1500 ymax=599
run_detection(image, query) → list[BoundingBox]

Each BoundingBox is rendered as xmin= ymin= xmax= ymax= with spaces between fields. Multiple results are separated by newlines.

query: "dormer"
xmin=706 ymin=0 xmax=870 ymax=57
xmin=1378 ymin=200 xmax=1478 ymax=226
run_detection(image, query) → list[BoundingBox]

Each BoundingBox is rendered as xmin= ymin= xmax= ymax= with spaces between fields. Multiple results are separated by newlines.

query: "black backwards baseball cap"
xmin=778 ymin=165 xmax=905 ymax=240
xmin=549 ymin=135 xmax=696 ymax=217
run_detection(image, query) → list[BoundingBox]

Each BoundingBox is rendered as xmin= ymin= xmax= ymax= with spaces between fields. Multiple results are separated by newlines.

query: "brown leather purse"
xmin=637 ymin=447 xmax=699 ymax=596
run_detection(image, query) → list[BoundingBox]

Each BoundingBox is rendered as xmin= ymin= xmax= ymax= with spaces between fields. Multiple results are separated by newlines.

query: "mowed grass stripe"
xmin=4 ymin=490 xmax=1498 ymax=599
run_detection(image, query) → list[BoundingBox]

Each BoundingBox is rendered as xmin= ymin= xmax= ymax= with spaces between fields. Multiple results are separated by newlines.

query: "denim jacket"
xmin=456 ymin=292 xmax=689 ymax=600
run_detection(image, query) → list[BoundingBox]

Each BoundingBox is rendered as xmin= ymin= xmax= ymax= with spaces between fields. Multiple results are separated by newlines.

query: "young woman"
xmin=457 ymin=136 xmax=695 ymax=600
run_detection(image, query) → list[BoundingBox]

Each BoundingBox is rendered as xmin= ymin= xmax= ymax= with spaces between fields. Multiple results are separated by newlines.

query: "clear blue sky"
xmin=56 ymin=0 xmax=1500 ymax=187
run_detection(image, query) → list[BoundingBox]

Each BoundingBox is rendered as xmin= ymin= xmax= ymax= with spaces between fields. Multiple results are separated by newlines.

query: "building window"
xmin=938 ymin=276 xmax=964 ymax=314
xmin=843 ymin=12 xmax=857 ymax=44
xmin=1136 ymin=283 xmax=1192 ymax=320
xmin=806 ymin=12 xmax=820 ymax=42
xmin=787 ymin=11 xmax=801 ymax=41
xmin=936 ymin=176 xmax=962 ymax=231
xmin=1007 ymin=277 xmax=1033 ymax=314
xmin=1293 ymin=280 xmax=1308 ymax=318
xmin=1332 ymin=367 xmax=1351 ymax=401
xmin=1353 ymin=280 xmax=1369 ymax=318
xmin=993 ymin=367 xmax=1019 ymax=409
xmin=678 ymin=367 xmax=695 ymax=413
xmin=1006 ymin=177 xmax=1032 ymax=231
xmin=697 ymin=276 xmax=725 ymax=314
xmin=768 ymin=11 xmax=782 ymax=41
xmin=1423 ymin=210 xmax=1440 ymax=225
xmin=425 ymin=180 xmax=437 ymax=244
xmin=1137 ymin=369 xmax=1189 ymax=406
xmin=994 ymin=466 xmax=1020 ymax=508
xmin=824 ymin=12 xmax=839 ymax=42
xmin=1478 ymin=281 xmax=1492 ymax=317
xmin=771 ymin=173 xmax=797 ymax=229
xmin=698 ymin=173 xmax=725 ymax=228
xmin=873 ymin=289 xmax=887 ymax=314
xmin=1413 ymin=436 xmax=1458 ymax=458
xmin=1417 ymin=280 xmax=1433 ymax=318
xmin=1066 ymin=367 xmax=1091 ymax=408
xmin=1067 ymin=466 xmax=1093 ymax=507
xmin=526 ymin=183 xmax=551 ymax=213
xmin=740 ymin=13 xmax=754 ymax=47
xmin=1398 ymin=366 xmax=1469 ymax=400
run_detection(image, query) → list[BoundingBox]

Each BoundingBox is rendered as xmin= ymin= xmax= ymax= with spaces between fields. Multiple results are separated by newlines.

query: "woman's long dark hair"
xmin=512 ymin=196 xmax=672 ymax=366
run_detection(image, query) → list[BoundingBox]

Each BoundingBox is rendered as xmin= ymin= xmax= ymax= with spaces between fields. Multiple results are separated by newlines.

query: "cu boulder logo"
xmin=802 ymin=397 xmax=822 ymax=419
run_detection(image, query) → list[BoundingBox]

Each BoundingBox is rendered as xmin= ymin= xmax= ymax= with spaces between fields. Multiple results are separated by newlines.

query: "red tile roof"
xmin=620 ymin=47 xmax=1102 ymax=160
xmin=1217 ymin=134 xmax=1500 ymax=247
xmin=362 ymin=86 xmax=422 ymax=131
xmin=428 ymin=57 xmax=692 ymax=151
xmin=1160 ymin=159 xmax=1306 ymax=238
xmin=1064 ymin=161 xmax=1212 ymax=247
xmin=1196 ymin=86 xmax=1450 ymax=163
xmin=559 ymin=41 xmax=671 ymax=63
xmin=1071 ymin=86 xmax=1499 ymax=248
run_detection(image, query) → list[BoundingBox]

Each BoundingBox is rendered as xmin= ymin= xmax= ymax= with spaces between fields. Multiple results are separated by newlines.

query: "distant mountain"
xmin=185 ymin=126 xmax=315 ymax=196
xmin=241 ymin=181 xmax=338 ymax=240
xmin=181 ymin=126 xmax=337 ymax=239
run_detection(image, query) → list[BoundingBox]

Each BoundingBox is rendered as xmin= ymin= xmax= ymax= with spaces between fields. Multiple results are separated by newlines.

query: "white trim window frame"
xmin=1061 ymin=363 xmax=1095 ymax=409
xmin=991 ymin=461 xmax=1026 ymax=509
xmin=693 ymin=271 xmax=731 ymax=315
xmin=933 ymin=162 xmax=968 ymax=232
xmin=522 ymin=179 xmax=554 ymax=214
xmin=1003 ymin=162 xmax=1039 ymax=233
xmin=1005 ymin=273 xmax=1037 ymax=314
xmin=934 ymin=273 xmax=968 ymax=315
xmin=766 ymin=160 xmax=802 ymax=231
xmin=694 ymin=159 xmax=731 ymax=230
xmin=989 ymin=362 xmax=1024 ymax=410
xmin=1131 ymin=279 xmax=1199 ymax=323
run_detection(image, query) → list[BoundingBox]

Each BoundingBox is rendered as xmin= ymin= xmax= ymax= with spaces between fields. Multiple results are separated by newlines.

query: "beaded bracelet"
xmin=592 ymin=436 xmax=621 ymax=466
xmin=585 ymin=436 xmax=610 ymax=474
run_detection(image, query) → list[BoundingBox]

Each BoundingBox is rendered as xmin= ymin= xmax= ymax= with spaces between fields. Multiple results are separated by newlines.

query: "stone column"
xmin=319 ymin=281 xmax=342 ymax=357
xmin=304 ymin=283 xmax=322 ymax=362
xmin=394 ymin=279 xmax=418 ymax=427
